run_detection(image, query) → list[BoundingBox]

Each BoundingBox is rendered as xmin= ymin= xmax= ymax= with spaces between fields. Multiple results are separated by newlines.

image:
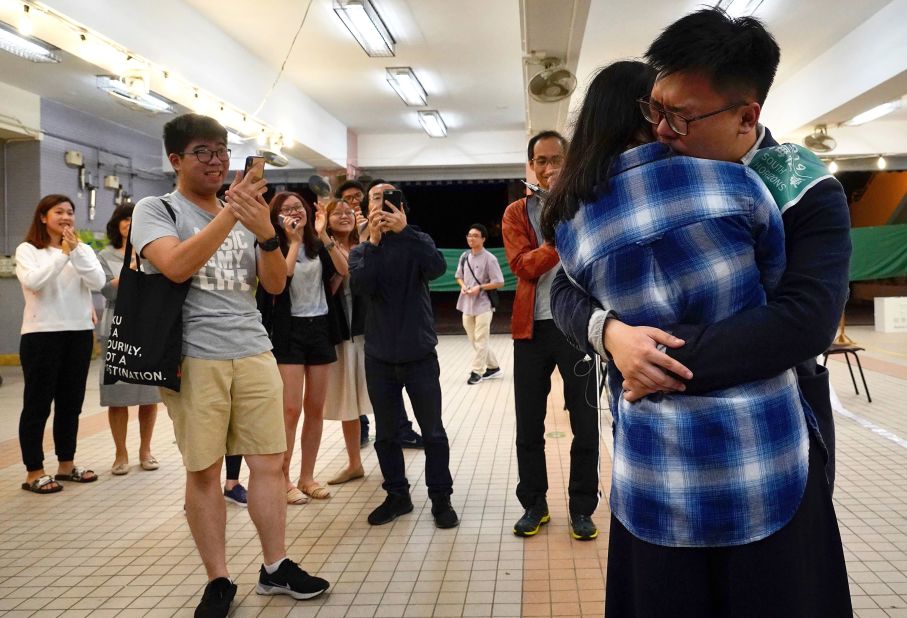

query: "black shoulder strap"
xmin=127 ymin=197 xmax=177 ymax=272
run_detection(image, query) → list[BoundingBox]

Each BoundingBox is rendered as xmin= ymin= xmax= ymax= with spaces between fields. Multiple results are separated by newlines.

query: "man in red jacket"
xmin=502 ymin=131 xmax=601 ymax=541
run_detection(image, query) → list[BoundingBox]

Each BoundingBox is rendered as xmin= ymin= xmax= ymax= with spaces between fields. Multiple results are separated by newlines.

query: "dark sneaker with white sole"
xmin=195 ymin=577 xmax=236 ymax=617
xmin=482 ymin=367 xmax=502 ymax=380
xmin=513 ymin=503 xmax=551 ymax=537
xmin=569 ymin=513 xmax=599 ymax=540
xmin=256 ymin=559 xmax=330 ymax=600
xmin=467 ymin=372 xmax=482 ymax=385
xmin=223 ymin=483 xmax=248 ymax=506
xmin=399 ymin=429 xmax=424 ymax=449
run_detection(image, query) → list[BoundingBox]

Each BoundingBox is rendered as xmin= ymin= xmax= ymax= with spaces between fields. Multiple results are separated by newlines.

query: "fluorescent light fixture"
xmin=418 ymin=110 xmax=447 ymax=138
xmin=227 ymin=130 xmax=244 ymax=145
xmin=843 ymin=100 xmax=903 ymax=126
xmin=386 ymin=67 xmax=427 ymax=106
xmin=333 ymin=0 xmax=395 ymax=57
xmin=97 ymin=76 xmax=172 ymax=113
xmin=0 ymin=22 xmax=60 ymax=63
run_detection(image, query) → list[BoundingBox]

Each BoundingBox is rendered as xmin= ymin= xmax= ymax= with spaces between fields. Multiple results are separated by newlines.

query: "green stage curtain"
xmin=850 ymin=224 xmax=907 ymax=281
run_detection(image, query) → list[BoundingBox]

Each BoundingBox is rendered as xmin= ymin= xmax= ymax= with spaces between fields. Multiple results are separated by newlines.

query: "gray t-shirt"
xmin=290 ymin=253 xmax=328 ymax=317
xmin=131 ymin=191 xmax=271 ymax=360
xmin=526 ymin=194 xmax=558 ymax=321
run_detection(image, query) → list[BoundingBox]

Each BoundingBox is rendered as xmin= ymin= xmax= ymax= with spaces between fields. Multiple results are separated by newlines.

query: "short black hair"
xmin=645 ymin=8 xmax=780 ymax=105
xmin=335 ymin=180 xmax=365 ymax=198
xmin=527 ymin=130 xmax=567 ymax=161
xmin=163 ymin=113 xmax=228 ymax=156
xmin=366 ymin=178 xmax=389 ymax=192
xmin=468 ymin=223 xmax=488 ymax=239
xmin=106 ymin=204 xmax=135 ymax=249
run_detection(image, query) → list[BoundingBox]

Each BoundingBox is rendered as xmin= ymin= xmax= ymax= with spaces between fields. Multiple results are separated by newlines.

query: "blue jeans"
xmin=365 ymin=353 xmax=453 ymax=499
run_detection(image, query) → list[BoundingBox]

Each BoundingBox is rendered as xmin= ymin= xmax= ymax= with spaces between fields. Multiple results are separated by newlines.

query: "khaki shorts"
xmin=161 ymin=352 xmax=286 ymax=472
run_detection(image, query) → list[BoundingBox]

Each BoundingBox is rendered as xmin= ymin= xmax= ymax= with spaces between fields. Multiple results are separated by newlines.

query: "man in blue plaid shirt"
xmin=550 ymin=9 xmax=851 ymax=617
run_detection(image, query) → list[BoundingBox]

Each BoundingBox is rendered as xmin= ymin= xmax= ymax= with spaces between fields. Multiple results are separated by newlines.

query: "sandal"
xmin=21 ymin=475 xmax=63 ymax=494
xmin=140 ymin=457 xmax=160 ymax=471
xmin=54 ymin=466 xmax=98 ymax=483
xmin=287 ymin=487 xmax=309 ymax=505
xmin=300 ymin=483 xmax=331 ymax=500
xmin=327 ymin=465 xmax=365 ymax=485
xmin=111 ymin=462 xmax=130 ymax=476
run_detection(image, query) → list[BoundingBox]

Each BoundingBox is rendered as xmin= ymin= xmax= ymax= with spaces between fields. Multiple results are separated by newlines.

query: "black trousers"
xmin=513 ymin=319 xmax=601 ymax=516
xmin=19 ymin=330 xmax=94 ymax=472
xmin=365 ymin=353 xmax=453 ymax=499
xmin=605 ymin=435 xmax=852 ymax=618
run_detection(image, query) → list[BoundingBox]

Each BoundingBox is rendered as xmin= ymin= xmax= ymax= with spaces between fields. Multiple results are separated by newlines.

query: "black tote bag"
xmin=103 ymin=199 xmax=190 ymax=391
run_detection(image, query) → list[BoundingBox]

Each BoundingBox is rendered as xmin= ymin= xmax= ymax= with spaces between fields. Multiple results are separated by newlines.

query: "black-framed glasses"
xmin=531 ymin=155 xmax=564 ymax=168
xmin=340 ymin=194 xmax=363 ymax=204
xmin=637 ymin=98 xmax=748 ymax=136
xmin=179 ymin=147 xmax=231 ymax=163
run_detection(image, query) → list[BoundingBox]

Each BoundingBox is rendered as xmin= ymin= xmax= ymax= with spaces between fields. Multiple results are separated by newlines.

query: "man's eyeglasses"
xmin=531 ymin=155 xmax=564 ymax=168
xmin=179 ymin=147 xmax=231 ymax=163
xmin=340 ymin=194 xmax=363 ymax=204
xmin=637 ymin=98 xmax=747 ymax=136
xmin=466 ymin=233 xmax=483 ymax=239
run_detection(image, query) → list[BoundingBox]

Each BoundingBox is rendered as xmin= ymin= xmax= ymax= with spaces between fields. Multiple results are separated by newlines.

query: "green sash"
xmin=747 ymin=143 xmax=834 ymax=213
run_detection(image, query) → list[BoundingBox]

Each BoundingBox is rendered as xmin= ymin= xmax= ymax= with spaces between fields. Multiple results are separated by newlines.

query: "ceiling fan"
xmin=528 ymin=57 xmax=577 ymax=103
xmin=803 ymin=125 xmax=837 ymax=153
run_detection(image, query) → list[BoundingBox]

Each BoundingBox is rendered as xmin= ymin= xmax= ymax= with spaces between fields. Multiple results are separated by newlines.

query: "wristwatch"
xmin=258 ymin=235 xmax=280 ymax=252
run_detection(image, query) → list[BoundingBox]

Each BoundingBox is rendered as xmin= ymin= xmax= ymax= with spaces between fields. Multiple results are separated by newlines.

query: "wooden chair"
xmin=822 ymin=314 xmax=871 ymax=403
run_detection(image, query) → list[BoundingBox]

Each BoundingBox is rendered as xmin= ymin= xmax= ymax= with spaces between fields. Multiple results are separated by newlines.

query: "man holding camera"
xmin=348 ymin=182 xmax=458 ymax=529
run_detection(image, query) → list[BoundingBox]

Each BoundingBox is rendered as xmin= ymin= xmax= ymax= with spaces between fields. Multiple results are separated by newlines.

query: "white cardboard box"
xmin=874 ymin=297 xmax=907 ymax=333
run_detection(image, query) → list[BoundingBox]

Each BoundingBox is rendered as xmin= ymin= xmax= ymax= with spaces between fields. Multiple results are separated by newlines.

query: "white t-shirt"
xmin=131 ymin=191 xmax=271 ymax=360
xmin=15 ymin=242 xmax=105 ymax=334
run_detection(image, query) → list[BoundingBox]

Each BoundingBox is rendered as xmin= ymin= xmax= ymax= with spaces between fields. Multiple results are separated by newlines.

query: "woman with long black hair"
xmin=16 ymin=194 xmax=105 ymax=493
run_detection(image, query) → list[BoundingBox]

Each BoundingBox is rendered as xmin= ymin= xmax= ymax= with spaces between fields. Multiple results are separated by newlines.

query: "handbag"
xmin=464 ymin=255 xmax=500 ymax=310
xmin=103 ymin=199 xmax=190 ymax=390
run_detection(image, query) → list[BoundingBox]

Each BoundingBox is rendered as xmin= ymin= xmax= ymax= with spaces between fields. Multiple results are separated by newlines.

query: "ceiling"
xmin=1 ymin=0 xmax=905 ymax=171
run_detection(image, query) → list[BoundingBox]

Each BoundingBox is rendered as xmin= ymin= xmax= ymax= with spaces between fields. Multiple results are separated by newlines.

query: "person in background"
xmin=256 ymin=192 xmax=346 ymax=503
xmin=16 ymin=194 xmax=106 ymax=494
xmin=336 ymin=180 xmax=371 ymax=447
xmin=349 ymin=182 xmax=458 ymax=529
xmin=502 ymin=132 xmax=602 ymax=541
xmin=455 ymin=223 xmax=504 ymax=385
xmin=322 ymin=198 xmax=370 ymax=485
xmin=97 ymin=204 xmax=162 ymax=476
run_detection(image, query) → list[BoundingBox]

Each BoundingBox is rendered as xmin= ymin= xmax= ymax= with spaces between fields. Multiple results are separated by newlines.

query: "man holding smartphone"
xmin=348 ymin=182 xmax=458 ymax=529
xmin=132 ymin=114 xmax=329 ymax=616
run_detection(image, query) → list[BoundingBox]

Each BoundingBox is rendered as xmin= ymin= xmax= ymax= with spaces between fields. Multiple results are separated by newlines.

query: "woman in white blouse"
xmin=15 ymin=194 xmax=105 ymax=494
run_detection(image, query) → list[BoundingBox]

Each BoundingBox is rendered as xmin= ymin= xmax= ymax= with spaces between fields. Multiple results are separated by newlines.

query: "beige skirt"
xmin=323 ymin=338 xmax=372 ymax=421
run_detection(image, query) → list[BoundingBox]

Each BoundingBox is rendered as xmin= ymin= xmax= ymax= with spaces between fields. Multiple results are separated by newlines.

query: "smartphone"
xmin=278 ymin=214 xmax=298 ymax=230
xmin=243 ymin=155 xmax=265 ymax=183
xmin=382 ymin=189 xmax=403 ymax=213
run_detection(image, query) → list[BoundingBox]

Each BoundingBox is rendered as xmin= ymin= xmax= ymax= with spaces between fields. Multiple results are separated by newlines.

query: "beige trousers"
xmin=462 ymin=310 xmax=499 ymax=375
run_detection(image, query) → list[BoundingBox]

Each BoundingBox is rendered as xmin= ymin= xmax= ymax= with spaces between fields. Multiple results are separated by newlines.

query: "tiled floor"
xmin=0 ymin=326 xmax=905 ymax=617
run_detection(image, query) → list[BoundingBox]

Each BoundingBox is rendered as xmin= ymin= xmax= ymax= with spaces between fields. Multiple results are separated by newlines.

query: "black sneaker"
xmin=400 ymin=430 xmax=424 ymax=449
xmin=256 ymin=559 xmax=330 ymax=600
xmin=431 ymin=497 xmax=460 ymax=529
xmin=367 ymin=493 xmax=414 ymax=525
xmin=513 ymin=503 xmax=551 ymax=537
xmin=482 ymin=367 xmax=502 ymax=380
xmin=195 ymin=577 xmax=236 ymax=618
xmin=569 ymin=513 xmax=599 ymax=541
xmin=467 ymin=372 xmax=482 ymax=385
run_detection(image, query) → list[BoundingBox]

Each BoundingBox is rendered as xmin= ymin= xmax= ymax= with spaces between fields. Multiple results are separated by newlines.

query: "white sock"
xmin=264 ymin=557 xmax=287 ymax=574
